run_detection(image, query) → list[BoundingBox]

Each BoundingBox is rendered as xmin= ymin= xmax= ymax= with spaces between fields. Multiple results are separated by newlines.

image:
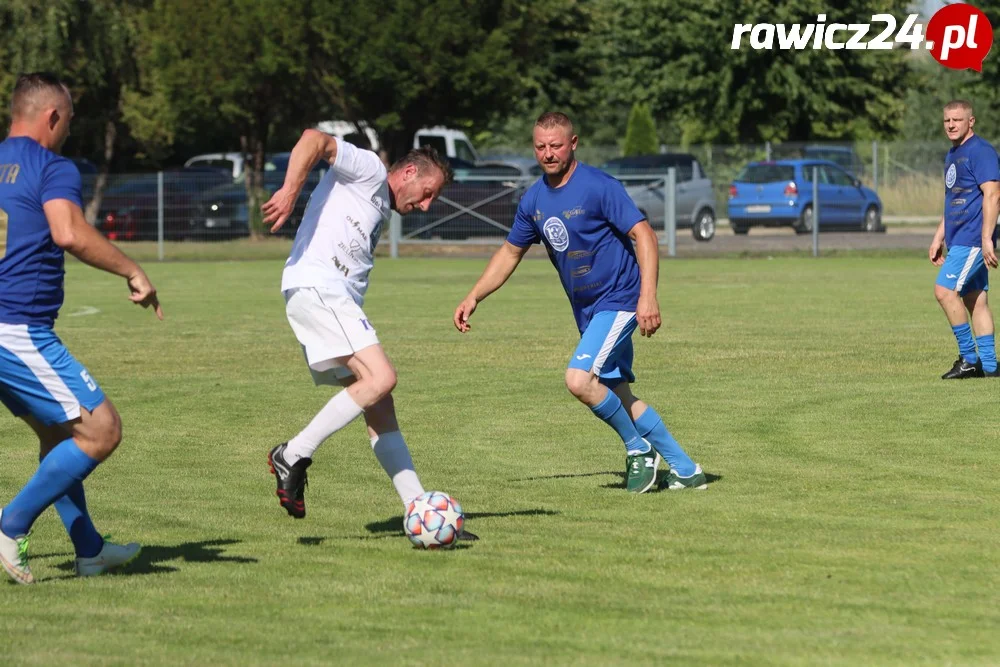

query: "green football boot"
xmin=625 ymin=442 xmax=660 ymax=494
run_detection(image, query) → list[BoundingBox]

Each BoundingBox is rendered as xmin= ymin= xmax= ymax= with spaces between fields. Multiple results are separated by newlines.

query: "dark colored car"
xmin=188 ymin=154 xmax=327 ymax=240
xmin=401 ymin=158 xmax=533 ymax=240
xmin=97 ymin=166 xmax=232 ymax=241
xmin=70 ymin=158 xmax=98 ymax=202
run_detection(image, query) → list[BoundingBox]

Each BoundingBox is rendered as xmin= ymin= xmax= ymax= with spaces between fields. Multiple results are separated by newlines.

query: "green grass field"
xmin=3 ymin=256 xmax=999 ymax=665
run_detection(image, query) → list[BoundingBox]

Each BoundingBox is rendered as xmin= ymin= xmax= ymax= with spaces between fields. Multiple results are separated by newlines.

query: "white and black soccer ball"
xmin=404 ymin=491 xmax=464 ymax=549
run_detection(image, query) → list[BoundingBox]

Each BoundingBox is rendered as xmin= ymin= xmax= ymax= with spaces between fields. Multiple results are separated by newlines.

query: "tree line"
xmin=2 ymin=0 xmax=996 ymax=212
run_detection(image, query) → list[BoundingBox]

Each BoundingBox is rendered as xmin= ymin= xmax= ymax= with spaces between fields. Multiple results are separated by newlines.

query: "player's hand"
xmin=637 ymin=294 xmax=661 ymax=337
xmin=261 ymin=186 xmax=298 ymax=233
xmin=929 ymin=240 xmax=945 ymax=267
xmin=127 ymin=269 xmax=163 ymax=320
xmin=454 ymin=297 xmax=478 ymax=333
xmin=983 ymin=238 xmax=999 ymax=269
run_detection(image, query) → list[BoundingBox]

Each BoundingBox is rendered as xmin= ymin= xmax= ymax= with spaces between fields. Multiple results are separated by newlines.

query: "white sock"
xmin=285 ymin=390 xmax=364 ymax=463
xmin=370 ymin=431 xmax=424 ymax=507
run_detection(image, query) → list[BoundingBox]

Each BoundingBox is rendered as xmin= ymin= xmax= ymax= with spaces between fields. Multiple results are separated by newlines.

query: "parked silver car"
xmin=601 ymin=154 xmax=717 ymax=242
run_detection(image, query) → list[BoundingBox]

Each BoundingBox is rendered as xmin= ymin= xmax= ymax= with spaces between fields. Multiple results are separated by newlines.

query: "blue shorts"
xmin=936 ymin=245 xmax=989 ymax=296
xmin=0 ymin=324 xmax=105 ymax=425
xmin=567 ymin=311 xmax=637 ymax=386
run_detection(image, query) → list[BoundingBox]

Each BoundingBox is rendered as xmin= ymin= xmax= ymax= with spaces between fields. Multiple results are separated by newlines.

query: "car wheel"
xmin=795 ymin=205 xmax=814 ymax=234
xmin=862 ymin=205 xmax=882 ymax=232
xmin=732 ymin=223 xmax=749 ymax=235
xmin=692 ymin=209 xmax=716 ymax=242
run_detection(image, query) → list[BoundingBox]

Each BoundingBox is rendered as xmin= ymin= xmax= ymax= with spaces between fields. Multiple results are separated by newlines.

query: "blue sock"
xmin=1 ymin=439 xmax=99 ymax=539
xmin=952 ymin=323 xmax=978 ymax=363
xmin=634 ymin=406 xmax=696 ymax=477
xmin=53 ymin=482 xmax=104 ymax=559
xmin=591 ymin=389 xmax=644 ymax=453
xmin=977 ymin=334 xmax=997 ymax=372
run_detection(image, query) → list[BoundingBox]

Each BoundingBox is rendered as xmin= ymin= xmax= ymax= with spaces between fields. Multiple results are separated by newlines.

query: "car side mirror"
xmin=853 ymin=179 xmax=861 ymax=188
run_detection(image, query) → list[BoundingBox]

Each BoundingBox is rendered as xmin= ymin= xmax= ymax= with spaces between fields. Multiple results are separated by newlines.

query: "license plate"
xmin=745 ymin=205 xmax=771 ymax=213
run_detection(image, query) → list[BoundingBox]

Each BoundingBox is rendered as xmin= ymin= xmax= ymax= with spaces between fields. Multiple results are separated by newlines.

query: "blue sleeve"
xmin=506 ymin=196 xmax=540 ymax=247
xmin=971 ymin=142 xmax=1000 ymax=186
xmin=600 ymin=176 xmax=645 ymax=235
xmin=41 ymin=157 xmax=83 ymax=207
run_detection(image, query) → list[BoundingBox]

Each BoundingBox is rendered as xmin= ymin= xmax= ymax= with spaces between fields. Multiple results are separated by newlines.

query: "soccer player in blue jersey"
xmin=0 ymin=73 xmax=162 ymax=584
xmin=453 ymin=112 xmax=705 ymax=493
xmin=929 ymin=100 xmax=1000 ymax=379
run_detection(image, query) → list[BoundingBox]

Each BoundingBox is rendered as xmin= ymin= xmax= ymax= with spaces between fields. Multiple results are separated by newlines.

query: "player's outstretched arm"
xmin=43 ymin=199 xmax=163 ymax=319
xmin=980 ymin=181 xmax=1000 ymax=269
xmin=454 ymin=242 xmax=529 ymax=332
xmin=929 ymin=217 xmax=946 ymax=266
xmin=629 ymin=220 xmax=661 ymax=337
xmin=262 ymin=129 xmax=338 ymax=233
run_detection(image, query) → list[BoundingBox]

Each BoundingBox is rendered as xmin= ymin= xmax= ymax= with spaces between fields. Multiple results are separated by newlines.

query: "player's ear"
xmin=46 ymin=107 xmax=60 ymax=131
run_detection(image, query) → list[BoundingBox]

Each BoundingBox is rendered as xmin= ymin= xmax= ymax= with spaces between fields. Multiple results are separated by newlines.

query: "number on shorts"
xmin=80 ymin=369 xmax=97 ymax=391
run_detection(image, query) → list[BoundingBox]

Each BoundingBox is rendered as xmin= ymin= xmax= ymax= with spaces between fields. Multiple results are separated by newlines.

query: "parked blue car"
xmin=728 ymin=159 xmax=882 ymax=235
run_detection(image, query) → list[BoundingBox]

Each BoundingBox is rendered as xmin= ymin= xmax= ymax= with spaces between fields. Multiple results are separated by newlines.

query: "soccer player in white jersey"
xmin=261 ymin=130 xmax=476 ymax=536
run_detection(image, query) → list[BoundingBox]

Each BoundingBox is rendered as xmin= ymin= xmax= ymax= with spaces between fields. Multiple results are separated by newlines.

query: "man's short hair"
xmin=535 ymin=112 xmax=575 ymax=135
xmin=389 ymin=146 xmax=454 ymax=185
xmin=10 ymin=72 xmax=70 ymax=120
xmin=944 ymin=99 xmax=974 ymax=116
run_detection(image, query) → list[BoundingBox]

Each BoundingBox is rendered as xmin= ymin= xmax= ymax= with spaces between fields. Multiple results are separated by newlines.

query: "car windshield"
xmin=736 ymin=164 xmax=796 ymax=184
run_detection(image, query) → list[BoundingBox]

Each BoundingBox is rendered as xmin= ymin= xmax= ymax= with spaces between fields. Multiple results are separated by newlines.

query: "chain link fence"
xmin=78 ymin=139 xmax=960 ymax=259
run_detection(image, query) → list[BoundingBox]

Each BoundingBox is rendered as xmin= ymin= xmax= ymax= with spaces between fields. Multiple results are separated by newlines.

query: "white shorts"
xmin=284 ymin=287 xmax=380 ymax=385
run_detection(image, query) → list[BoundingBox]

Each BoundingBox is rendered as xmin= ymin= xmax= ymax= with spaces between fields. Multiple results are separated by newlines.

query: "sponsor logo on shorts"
xmin=575 ymin=354 xmax=592 ymax=360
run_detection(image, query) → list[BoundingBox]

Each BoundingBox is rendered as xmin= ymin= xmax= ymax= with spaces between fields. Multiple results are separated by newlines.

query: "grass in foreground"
xmin=2 ymin=256 xmax=999 ymax=665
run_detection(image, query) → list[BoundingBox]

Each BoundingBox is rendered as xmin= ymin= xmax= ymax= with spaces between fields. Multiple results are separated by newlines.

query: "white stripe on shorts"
xmin=0 ymin=324 xmax=79 ymax=420
xmin=956 ymin=247 xmax=981 ymax=292
xmin=591 ymin=312 xmax=635 ymax=375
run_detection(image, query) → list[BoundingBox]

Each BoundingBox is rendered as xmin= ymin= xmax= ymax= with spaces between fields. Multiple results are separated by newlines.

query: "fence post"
xmin=884 ymin=145 xmax=890 ymax=187
xmin=872 ymin=139 xmax=878 ymax=193
xmin=665 ymin=167 xmax=677 ymax=258
xmin=390 ymin=211 xmax=401 ymax=259
xmin=765 ymin=141 xmax=772 ymax=162
xmin=157 ymin=171 xmax=164 ymax=261
xmin=812 ymin=166 xmax=819 ymax=258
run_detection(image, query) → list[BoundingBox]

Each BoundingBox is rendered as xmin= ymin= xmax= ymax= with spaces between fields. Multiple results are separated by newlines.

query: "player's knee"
xmin=373 ymin=367 xmax=397 ymax=401
xmin=935 ymin=284 xmax=957 ymax=304
xmin=564 ymin=369 xmax=591 ymax=399
xmin=84 ymin=402 xmax=122 ymax=459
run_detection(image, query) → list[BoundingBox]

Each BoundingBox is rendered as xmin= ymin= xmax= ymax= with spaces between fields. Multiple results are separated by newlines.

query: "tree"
xmin=623 ymin=103 xmax=658 ymax=155
xmin=137 ymin=0 xmax=314 ymax=236
xmin=596 ymin=0 xmax=914 ymax=144
xmin=0 ymin=0 xmax=147 ymax=221
xmin=308 ymin=0 xmax=559 ymax=162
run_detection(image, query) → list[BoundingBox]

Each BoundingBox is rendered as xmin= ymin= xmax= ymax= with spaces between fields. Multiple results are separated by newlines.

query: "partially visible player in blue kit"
xmin=929 ymin=99 xmax=1000 ymax=379
xmin=454 ymin=112 xmax=706 ymax=494
xmin=0 ymin=73 xmax=162 ymax=584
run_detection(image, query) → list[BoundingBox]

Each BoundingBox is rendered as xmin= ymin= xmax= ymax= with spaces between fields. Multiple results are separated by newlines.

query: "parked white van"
xmin=315 ymin=121 xmax=479 ymax=161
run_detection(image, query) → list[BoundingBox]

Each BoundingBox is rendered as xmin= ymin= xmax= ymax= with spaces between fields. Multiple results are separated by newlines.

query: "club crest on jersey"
xmin=946 ymin=163 xmax=957 ymax=188
xmin=543 ymin=217 xmax=569 ymax=252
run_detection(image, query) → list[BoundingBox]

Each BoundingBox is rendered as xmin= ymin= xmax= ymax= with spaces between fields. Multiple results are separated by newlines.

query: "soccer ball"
xmin=404 ymin=491 xmax=464 ymax=549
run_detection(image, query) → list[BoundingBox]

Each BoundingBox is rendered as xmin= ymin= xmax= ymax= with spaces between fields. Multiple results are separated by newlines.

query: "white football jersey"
xmin=281 ymin=138 xmax=392 ymax=305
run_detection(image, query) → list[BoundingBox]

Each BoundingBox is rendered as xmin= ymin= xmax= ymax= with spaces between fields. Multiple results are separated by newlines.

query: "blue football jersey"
xmin=944 ymin=134 xmax=1000 ymax=248
xmin=507 ymin=163 xmax=645 ymax=332
xmin=0 ymin=137 xmax=82 ymax=326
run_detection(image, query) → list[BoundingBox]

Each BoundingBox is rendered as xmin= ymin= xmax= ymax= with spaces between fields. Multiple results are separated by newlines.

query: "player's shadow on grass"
xmin=599 ymin=471 xmax=723 ymax=490
xmin=513 ymin=470 xmax=621 ymax=482
xmin=44 ymin=539 xmax=258 ymax=577
xmin=363 ymin=509 xmax=560 ymax=537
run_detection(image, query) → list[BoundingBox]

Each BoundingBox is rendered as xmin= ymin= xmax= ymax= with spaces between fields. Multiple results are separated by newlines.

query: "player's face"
xmin=397 ymin=166 xmax=445 ymax=215
xmin=533 ymin=126 xmax=577 ymax=178
xmin=943 ymin=107 xmax=974 ymax=143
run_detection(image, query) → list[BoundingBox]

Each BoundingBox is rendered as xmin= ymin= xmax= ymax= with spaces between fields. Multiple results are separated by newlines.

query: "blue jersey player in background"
xmin=454 ymin=112 xmax=706 ymax=494
xmin=0 ymin=73 xmax=162 ymax=584
xmin=929 ymin=99 xmax=1000 ymax=379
